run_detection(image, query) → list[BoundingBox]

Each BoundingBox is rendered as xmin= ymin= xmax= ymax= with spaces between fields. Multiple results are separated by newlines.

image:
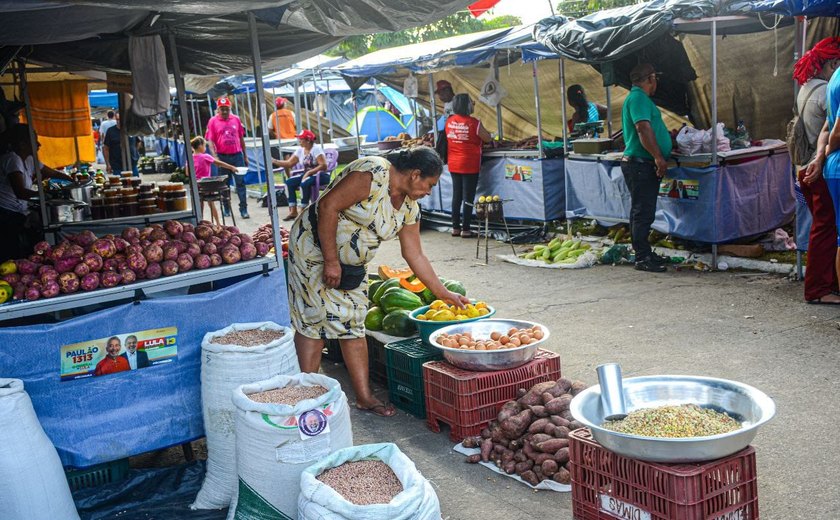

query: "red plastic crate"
xmin=569 ymin=428 xmax=759 ymax=520
xmin=423 ymin=349 xmax=561 ymax=442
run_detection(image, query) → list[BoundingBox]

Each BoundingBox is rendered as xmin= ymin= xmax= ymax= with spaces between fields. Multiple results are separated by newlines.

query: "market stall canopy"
xmin=743 ymin=0 xmax=840 ymax=17
xmin=0 ymin=0 xmax=478 ymax=75
xmin=235 ymin=55 xmax=348 ymax=93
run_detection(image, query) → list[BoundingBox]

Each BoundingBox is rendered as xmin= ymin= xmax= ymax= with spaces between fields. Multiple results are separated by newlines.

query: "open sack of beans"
xmin=298 ymin=443 xmax=441 ymax=520
xmin=0 ymin=379 xmax=79 ymax=520
xmin=191 ymin=322 xmax=299 ymax=510
xmin=228 ymin=373 xmax=352 ymax=520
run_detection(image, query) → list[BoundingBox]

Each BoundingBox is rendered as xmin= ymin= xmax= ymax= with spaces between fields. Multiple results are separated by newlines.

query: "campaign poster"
xmin=60 ymin=327 xmax=178 ymax=381
xmin=659 ymin=178 xmax=699 ymax=200
xmin=505 ymin=164 xmax=533 ymax=182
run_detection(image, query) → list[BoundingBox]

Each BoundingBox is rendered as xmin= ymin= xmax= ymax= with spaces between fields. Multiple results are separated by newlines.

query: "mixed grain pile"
xmin=603 ymin=404 xmax=741 ymax=438
xmin=212 ymin=328 xmax=285 ymax=347
xmin=316 ymin=460 xmax=403 ymax=505
xmin=247 ymin=385 xmax=327 ymax=405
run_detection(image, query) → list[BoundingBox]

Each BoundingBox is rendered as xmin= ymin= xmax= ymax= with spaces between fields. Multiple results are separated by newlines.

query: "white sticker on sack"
xmin=277 ymin=435 xmax=332 ymax=464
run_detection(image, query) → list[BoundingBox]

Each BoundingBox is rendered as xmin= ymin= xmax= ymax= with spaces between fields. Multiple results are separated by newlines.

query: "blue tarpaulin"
xmin=0 ymin=269 xmax=289 ymax=468
xmin=565 ymin=153 xmax=795 ymax=243
xmin=89 ymin=90 xmax=118 ymax=109
xmin=745 ymin=0 xmax=840 ymax=17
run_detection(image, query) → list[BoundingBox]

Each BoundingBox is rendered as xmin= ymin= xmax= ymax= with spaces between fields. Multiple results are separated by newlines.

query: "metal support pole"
xmin=711 ymin=20 xmax=718 ymax=166
xmin=604 ymin=86 xmax=612 ymax=137
xmin=428 ymin=74 xmax=438 ymax=145
xmin=323 ymin=72 xmax=335 ymax=141
xmin=17 ymin=58 xmax=48 ymax=229
xmin=249 ymin=12 xmax=282 ymax=266
xmin=373 ymin=81 xmax=382 ymax=141
xmin=413 ymin=98 xmax=419 ymax=137
xmin=532 ymin=62 xmax=544 ymax=159
xmin=189 ymin=97 xmax=198 ymax=140
xmin=494 ymin=59 xmax=503 ymax=139
xmin=167 ymin=31 xmax=202 ymax=221
xmin=245 ymin=89 xmax=255 ymax=138
xmin=233 ymin=93 xmax=238 ymax=113
xmin=207 ymin=93 xmax=213 ymax=128
xmin=196 ymin=97 xmax=204 ymax=137
xmin=560 ymin=58 xmax=568 ymax=154
xmin=353 ymin=94 xmax=362 ymax=156
xmin=311 ymin=69 xmax=324 ymax=143
xmin=118 ymin=93 xmax=131 ymax=173
xmin=73 ymin=136 xmax=81 ymax=167
xmin=293 ymin=80 xmax=302 ymax=134
xmin=303 ymin=82 xmax=312 ymax=131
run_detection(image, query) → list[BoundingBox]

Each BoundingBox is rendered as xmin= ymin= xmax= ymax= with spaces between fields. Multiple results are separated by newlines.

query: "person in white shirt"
xmin=120 ymin=335 xmax=150 ymax=370
xmin=99 ymin=110 xmax=116 ymax=146
xmin=271 ymin=129 xmax=328 ymax=221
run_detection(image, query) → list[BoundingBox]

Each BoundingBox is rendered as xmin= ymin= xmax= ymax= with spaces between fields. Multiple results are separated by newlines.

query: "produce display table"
xmin=564 ymin=147 xmax=795 ymax=243
xmin=0 ymin=267 xmax=288 ymax=468
xmin=420 ymin=155 xmax=565 ymax=223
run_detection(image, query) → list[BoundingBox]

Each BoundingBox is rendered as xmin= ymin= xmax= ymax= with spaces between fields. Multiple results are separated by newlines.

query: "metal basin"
xmin=427 ymin=319 xmax=549 ymax=371
xmin=570 ymin=375 xmax=776 ymax=463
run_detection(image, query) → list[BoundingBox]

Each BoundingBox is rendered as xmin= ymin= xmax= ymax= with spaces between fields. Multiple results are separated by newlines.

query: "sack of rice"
xmin=191 ymin=322 xmax=299 ymax=510
xmin=298 ymin=443 xmax=441 ymax=520
xmin=229 ymin=373 xmax=352 ymax=519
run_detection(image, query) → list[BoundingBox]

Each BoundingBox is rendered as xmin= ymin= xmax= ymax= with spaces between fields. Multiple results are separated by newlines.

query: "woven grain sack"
xmin=229 ymin=373 xmax=352 ymax=520
xmin=191 ymin=322 xmax=299 ymax=510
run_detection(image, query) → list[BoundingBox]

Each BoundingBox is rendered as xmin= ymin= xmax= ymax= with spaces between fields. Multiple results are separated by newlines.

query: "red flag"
xmin=468 ymin=0 xmax=501 ymax=17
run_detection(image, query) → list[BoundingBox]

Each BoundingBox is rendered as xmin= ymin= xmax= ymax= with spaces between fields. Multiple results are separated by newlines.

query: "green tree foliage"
xmin=328 ymin=13 xmax=522 ymax=59
xmin=555 ymin=0 xmax=640 ymax=18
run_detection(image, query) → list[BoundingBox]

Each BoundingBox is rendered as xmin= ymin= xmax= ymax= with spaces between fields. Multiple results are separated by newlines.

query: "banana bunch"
xmin=519 ymin=237 xmax=592 ymax=265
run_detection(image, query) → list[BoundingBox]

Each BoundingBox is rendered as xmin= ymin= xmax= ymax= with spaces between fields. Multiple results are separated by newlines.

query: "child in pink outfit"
xmin=191 ymin=136 xmax=237 ymax=225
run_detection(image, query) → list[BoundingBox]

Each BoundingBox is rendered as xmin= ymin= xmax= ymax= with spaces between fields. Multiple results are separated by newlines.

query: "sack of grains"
xmin=298 ymin=443 xmax=441 ymax=520
xmin=228 ymin=373 xmax=353 ymax=520
xmin=0 ymin=379 xmax=80 ymax=520
xmin=191 ymin=322 xmax=299 ymax=510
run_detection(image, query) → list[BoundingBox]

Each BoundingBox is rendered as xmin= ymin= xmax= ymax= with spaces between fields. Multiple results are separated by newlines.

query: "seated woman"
xmin=272 ymin=129 xmax=328 ymax=221
xmin=567 ymin=84 xmax=608 ymax=133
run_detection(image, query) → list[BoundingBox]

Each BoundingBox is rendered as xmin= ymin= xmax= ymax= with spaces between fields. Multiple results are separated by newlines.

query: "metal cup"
xmin=597 ymin=363 xmax=627 ymax=421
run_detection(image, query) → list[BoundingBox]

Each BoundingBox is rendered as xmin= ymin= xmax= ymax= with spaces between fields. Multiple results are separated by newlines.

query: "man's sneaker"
xmin=240 ymin=211 xmax=251 ymax=220
xmin=635 ymin=258 xmax=667 ymax=272
xmin=648 ymin=252 xmax=668 ymax=265
xmin=222 ymin=208 xmax=231 ymax=217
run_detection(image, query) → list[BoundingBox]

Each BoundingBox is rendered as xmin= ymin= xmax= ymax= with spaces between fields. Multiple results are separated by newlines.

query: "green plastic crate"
xmin=322 ymin=339 xmax=344 ymax=363
xmin=65 ymin=458 xmax=130 ymax=492
xmin=386 ymin=338 xmax=443 ymax=418
xmin=367 ymin=335 xmax=388 ymax=386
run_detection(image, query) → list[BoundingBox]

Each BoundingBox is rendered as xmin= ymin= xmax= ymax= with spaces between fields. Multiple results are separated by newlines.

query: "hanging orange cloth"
xmin=27 ymin=80 xmax=91 ymax=138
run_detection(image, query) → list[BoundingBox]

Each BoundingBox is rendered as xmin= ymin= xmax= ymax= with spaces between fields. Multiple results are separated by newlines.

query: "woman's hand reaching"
xmin=436 ymin=289 xmax=470 ymax=309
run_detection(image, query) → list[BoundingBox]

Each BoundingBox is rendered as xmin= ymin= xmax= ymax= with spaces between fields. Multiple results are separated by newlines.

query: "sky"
xmin=481 ymin=0 xmax=558 ymax=25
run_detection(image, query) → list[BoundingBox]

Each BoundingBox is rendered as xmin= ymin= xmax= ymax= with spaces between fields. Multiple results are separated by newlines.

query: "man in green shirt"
xmin=621 ymin=63 xmax=672 ymax=272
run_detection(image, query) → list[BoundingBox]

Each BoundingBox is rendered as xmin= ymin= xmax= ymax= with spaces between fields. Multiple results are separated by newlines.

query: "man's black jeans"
xmin=621 ymin=159 xmax=659 ymax=261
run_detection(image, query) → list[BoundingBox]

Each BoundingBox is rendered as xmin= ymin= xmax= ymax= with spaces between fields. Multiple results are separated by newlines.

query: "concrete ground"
xmin=149 ymin=194 xmax=840 ymax=519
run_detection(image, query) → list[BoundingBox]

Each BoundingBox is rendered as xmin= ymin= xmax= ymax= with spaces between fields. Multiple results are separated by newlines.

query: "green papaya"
xmin=380 ymin=287 xmax=423 ymax=313
xmin=364 ymin=306 xmax=385 ymax=331
xmin=368 ymin=281 xmax=383 ymax=302
xmin=420 ymin=287 xmax=436 ymax=304
xmin=382 ymin=309 xmax=417 ymax=337
xmin=372 ymin=278 xmax=400 ymax=305
xmin=443 ymin=280 xmax=467 ymax=296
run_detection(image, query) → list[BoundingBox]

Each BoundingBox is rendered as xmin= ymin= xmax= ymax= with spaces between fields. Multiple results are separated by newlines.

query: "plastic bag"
xmin=0 ymin=379 xmax=79 ymax=520
xmin=229 ymin=373 xmax=353 ymax=520
xmin=191 ymin=322 xmax=299 ymax=511
xmin=479 ymin=70 xmax=506 ymax=108
xmin=403 ymin=74 xmax=418 ymax=99
xmin=676 ymin=126 xmax=704 ymax=155
xmin=298 ymin=443 xmax=441 ymax=520
xmin=701 ymin=123 xmax=730 ymax=153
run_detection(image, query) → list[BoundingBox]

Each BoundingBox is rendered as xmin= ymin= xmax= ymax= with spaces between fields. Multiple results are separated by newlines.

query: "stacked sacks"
xmin=191 ymin=322 xmax=299 ymax=510
xmin=229 ymin=374 xmax=353 ymax=520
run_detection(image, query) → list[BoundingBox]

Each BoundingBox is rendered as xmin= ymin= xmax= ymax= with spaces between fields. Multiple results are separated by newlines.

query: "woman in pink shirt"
xmin=192 ymin=136 xmax=237 ymax=225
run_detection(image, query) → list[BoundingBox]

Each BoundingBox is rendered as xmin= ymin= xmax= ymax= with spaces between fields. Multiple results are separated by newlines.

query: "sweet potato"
xmin=554 ymin=426 xmax=571 ymax=439
xmin=522 ymin=440 xmax=540 ymax=461
xmin=561 ymin=409 xmax=575 ymax=421
xmin=545 ymin=394 xmax=573 ymax=415
xmin=517 ymin=390 xmax=543 ymax=407
xmin=550 ymin=416 xmax=571 ymax=427
xmin=570 ymin=380 xmax=588 ymax=396
xmin=569 ymin=420 xmax=585 ymax=431
xmin=553 ymin=467 xmax=571 ymax=484
xmin=528 ymin=418 xmax=551 ymax=434
xmin=465 ymin=454 xmax=481 ymax=463
xmin=554 ymin=447 xmax=570 ymax=465
xmin=533 ymin=465 xmax=544 ymax=481
xmin=516 ymin=388 xmax=528 ymax=399
xmin=462 ymin=436 xmax=481 ymax=449
xmin=490 ymin=425 xmax=507 ymax=443
xmin=497 ymin=401 xmax=522 ymax=423
xmin=532 ymin=452 xmax=554 ymax=465
xmin=543 ymin=423 xmax=557 ymax=436
xmin=541 ymin=459 xmax=559 ymax=476
xmin=520 ymin=470 xmax=540 ymax=486
xmin=481 ymin=427 xmax=491 ymax=439
xmin=501 ymin=449 xmax=515 ymax=463
xmin=503 ymin=461 xmax=517 ymax=474
xmin=536 ymin=437 xmax=568 ymax=453
xmin=541 ymin=392 xmax=555 ymax=405
xmin=509 ymin=439 xmax=522 ymax=450
xmin=530 ymin=433 xmax=552 ymax=447
xmin=514 ymin=450 xmax=528 ymax=463
xmin=501 ymin=409 xmax=533 ymax=439
xmin=498 ymin=437 xmax=510 ymax=448
xmin=556 ymin=377 xmax=573 ymax=393
xmin=493 ymin=444 xmax=506 ymax=454
xmin=529 ymin=405 xmax=548 ymax=417
xmin=514 ymin=460 xmax=533 ymax=474
xmin=480 ymin=438 xmax=493 ymax=462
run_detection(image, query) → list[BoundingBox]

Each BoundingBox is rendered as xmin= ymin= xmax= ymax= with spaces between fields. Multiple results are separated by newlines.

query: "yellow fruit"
xmin=0 ymin=284 xmax=11 ymax=304
xmin=415 ymin=315 xmax=427 ymax=321
xmin=455 ymin=314 xmax=468 ymax=320
xmin=492 ymin=195 xmax=501 ymax=202
xmin=430 ymin=300 xmax=446 ymax=310
xmin=466 ymin=307 xmax=480 ymax=318
xmin=0 ymin=260 xmax=16 ymax=276
xmin=478 ymin=196 xmax=486 ymax=203
xmin=477 ymin=308 xmax=490 ymax=316
xmin=475 ymin=301 xmax=487 ymax=309
xmin=433 ymin=310 xmax=455 ymax=322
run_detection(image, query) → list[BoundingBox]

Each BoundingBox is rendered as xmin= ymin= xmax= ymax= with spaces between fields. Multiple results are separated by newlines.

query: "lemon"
xmin=478 ymin=196 xmax=486 ymax=204
xmin=477 ymin=308 xmax=490 ymax=316
xmin=492 ymin=195 xmax=501 ymax=202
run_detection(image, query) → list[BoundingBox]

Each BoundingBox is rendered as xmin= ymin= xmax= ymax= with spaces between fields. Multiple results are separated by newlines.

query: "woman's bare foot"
xmin=355 ymin=399 xmax=396 ymax=417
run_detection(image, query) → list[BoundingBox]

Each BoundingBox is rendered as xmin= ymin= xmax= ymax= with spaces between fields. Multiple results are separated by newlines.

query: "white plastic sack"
xmin=403 ymin=74 xmax=418 ymax=99
xmin=0 ymin=379 xmax=79 ymax=520
xmin=298 ymin=443 xmax=441 ymax=520
xmin=676 ymin=126 xmax=704 ymax=155
xmin=229 ymin=373 xmax=352 ymax=520
xmin=479 ymin=70 xmax=506 ymax=108
xmin=191 ymin=322 xmax=299 ymax=510
xmin=701 ymin=123 xmax=731 ymax=153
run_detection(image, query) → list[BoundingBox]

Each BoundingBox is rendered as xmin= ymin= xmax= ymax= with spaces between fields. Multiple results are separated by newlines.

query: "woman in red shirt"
xmin=445 ymin=94 xmax=493 ymax=238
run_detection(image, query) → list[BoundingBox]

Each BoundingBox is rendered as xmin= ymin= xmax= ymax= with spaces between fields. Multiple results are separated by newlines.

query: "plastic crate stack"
xmin=385 ymin=338 xmax=443 ymax=418
xmin=568 ymin=429 xmax=759 ymax=520
xmin=322 ymin=336 xmax=389 ymax=386
xmin=423 ymin=349 xmax=561 ymax=442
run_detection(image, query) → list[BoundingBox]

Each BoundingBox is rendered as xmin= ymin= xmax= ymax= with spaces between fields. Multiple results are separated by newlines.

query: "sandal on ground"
xmin=451 ymin=228 xmax=461 ymax=237
xmin=460 ymin=231 xmax=476 ymax=238
xmin=355 ymin=402 xmax=397 ymax=417
xmin=806 ymin=295 xmax=840 ymax=305
xmin=283 ymin=213 xmax=298 ymax=221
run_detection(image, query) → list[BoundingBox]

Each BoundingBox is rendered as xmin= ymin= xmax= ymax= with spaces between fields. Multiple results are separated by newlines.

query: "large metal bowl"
xmin=570 ymin=375 xmax=776 ymax=463
xmin=427 ymin=319 xmax=549 ymax=371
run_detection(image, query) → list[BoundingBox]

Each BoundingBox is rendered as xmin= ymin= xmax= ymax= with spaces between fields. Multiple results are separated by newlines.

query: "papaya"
xmin=419 ymin=287 xmax=436 ymax=304
xmin=443 ymin=280 xmax=467 ymax=296
xmin=380 ymin=287 xmax=423 ymax=313
xmin=382 ymin=309 xmax=417 ymax=337
xmin=399 ymin=277 xmax=427 ymax=293
xmin=368 ymin=281 xmax=383 ymax=302
xmin=372 ymin=278 xmax=400 ymax=305
xmin=364 ymin=306 xmax=385 ymax=331
xmin=378 ymin=265 xmax=413 ymax=280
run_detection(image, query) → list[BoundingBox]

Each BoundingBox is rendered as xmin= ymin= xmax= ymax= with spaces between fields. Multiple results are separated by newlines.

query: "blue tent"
xmin=89 ymin=90 xmax=118 ymax=108
xmin=346 ymin=106 xmax=407 ymax=141
xmin=747 ymin=0 xmax=840 ymax=17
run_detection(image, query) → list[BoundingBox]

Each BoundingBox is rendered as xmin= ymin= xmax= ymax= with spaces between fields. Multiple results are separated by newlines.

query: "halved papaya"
xmin=378 ymin=264 xmax=414 ymax=280
xmin=399 ymin=277 xmax=427 ymax=293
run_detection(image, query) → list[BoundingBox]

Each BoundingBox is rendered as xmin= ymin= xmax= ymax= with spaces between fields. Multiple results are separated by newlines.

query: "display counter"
xmin=565 ymin=145 xmax=795 ymax=243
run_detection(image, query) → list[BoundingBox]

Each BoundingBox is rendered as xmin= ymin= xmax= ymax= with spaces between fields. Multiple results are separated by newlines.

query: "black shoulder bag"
xmin=307 ymin=205 xmax=366 ymax=290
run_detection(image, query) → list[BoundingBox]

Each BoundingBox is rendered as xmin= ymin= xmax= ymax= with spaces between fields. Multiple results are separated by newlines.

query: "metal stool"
xmin=198 ymin=178 xmax=236 ymax=226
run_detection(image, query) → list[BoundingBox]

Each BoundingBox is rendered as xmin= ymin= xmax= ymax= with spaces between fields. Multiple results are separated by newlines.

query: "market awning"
xmin=742 ymin=0 xmax=840 ymax=17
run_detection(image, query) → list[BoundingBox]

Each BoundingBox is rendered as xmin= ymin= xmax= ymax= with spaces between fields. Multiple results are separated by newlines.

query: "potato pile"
xmin=462 ymin=377 xmax=588 ymax=486
xmin=436 ymin=325 xmax=544 ymax=350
